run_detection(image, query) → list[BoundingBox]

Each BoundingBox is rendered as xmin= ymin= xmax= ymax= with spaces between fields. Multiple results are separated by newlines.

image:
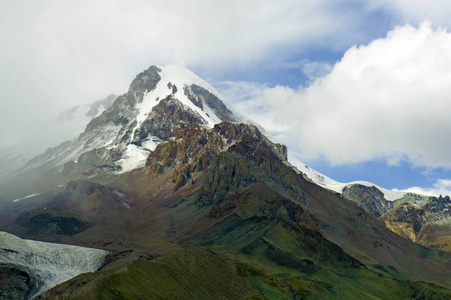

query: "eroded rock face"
xmin=132 ymin=96 xmax=206 ymax=143
xmin=342 ymin=184 xmax=394 ymax=218
xmin=0 ymin=265 xmax=32 ymax=300
xmin=382 ymin=203 xmax=428 ymax=241
xmin=342 ymin=184 xmax=451 ymax=250
xmin=145 ymin=122 xmax=303 ymax=221
xmin=146 ymin=122 xmax=287 ymax=171
xmin=382 ymin=197 xmax=451 ymax=250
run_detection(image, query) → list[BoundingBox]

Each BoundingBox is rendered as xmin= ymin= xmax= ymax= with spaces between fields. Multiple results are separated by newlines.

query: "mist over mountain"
xmin=0 ymin=94 xmax=116 ymax=180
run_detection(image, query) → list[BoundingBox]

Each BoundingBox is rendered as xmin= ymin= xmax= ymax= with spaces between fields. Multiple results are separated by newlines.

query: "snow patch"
xmin=142 ymin=135 xmax=162 ymax=152
xmin=116 ymin=144 xmax=150 ymax=173
xmin=12 ymin=193 xmax=41 ymax=203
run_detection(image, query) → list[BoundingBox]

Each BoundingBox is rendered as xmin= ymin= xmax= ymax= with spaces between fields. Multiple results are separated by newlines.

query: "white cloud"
xmin=398 ymin=179 xmax=451 ymax=197
xmin=215 ymin=81 xmax=293 ymax=138
xmin=221 ymin=23 xmax=451 ymax=169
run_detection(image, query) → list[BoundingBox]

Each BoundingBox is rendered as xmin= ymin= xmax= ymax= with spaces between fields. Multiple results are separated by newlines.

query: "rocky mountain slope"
xmin=341 ymin=183 xmax=451 ymax=251
xmin=288 ymin=148 xmax=451 ymax=252
xmin=290 ymin=155 xmax=451 ymax=252
xmin=0 ymin=65 xmax=241 ymax=202
xmin=3 ymin=121 xmax=451 ymax=298
xmin=0 ymin=65 xmax=450 ymax=299
xmin=382 ymin=195 xmax=451 ymax=250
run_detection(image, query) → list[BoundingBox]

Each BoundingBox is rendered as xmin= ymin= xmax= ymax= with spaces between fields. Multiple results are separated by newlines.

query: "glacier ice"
xmin=0 ymin=231 xmax=108 ymax=299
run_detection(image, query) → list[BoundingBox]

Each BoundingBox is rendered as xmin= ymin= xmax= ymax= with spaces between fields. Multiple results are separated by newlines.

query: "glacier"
xmin=0 ymin=231 xmax=108 ymax=299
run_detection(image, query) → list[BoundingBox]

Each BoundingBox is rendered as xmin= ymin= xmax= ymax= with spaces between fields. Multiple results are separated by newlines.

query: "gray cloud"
xmin=373 ymin=0 xmax=451 ymax=28
xmin=0 ymin=0 xmax=360 ymax=149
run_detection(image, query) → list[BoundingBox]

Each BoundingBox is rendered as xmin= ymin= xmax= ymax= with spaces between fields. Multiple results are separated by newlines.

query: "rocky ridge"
xmin=382 ymin=196 xmax=451 ymax=250
xmin=342 ymin=184 xmax=451 ymax=250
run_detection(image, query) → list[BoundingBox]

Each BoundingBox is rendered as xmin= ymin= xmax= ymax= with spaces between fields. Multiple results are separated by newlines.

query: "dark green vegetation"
xmin=37 ymin=247 xmax=287 ymax=299
xmin=37 ymin=246 xmax=451 ymax=299
xmin=4 ymin=122 xmax=451 ymax=299
xmin=16 ymin=212 xmax=87 ymax=236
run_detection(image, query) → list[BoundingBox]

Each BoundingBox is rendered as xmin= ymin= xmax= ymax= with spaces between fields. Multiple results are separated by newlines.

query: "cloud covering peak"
xmin=0 ymin=0 xmax=362 ymax=148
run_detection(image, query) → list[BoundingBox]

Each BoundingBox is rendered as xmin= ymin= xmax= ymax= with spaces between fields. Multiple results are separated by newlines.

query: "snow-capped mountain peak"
xmin=133 ymin=65 xmax=224 ymax=137
xmin=1 ymin=64 xmax=424 ymax=206
xmin=12 ymin=65 xmax=241 ymax=186
xmin=113 ymin=65 xmax=241 ymax=172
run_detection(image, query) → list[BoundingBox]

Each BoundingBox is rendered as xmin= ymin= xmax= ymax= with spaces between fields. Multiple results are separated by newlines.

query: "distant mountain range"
xmin=0 ymin=65 xmax=450 ymax=299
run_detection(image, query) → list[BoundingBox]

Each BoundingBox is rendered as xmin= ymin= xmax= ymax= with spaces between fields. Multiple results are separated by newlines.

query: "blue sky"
xmin=2 ymin=1 xmax=451 ymax=196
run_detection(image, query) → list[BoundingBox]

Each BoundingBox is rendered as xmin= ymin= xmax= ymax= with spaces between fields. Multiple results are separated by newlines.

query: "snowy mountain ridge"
xmin=287 ymin=153 xmax=407 ymax=201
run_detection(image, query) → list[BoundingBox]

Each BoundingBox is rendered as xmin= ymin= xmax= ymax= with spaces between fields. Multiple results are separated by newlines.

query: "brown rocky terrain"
xmin=383 ymin=200 xmax=451 ymax=251
xmin=342 ymin=183 xmax=451 ymax=251
xmin=1 ymin=65 xmax=451 ymax=298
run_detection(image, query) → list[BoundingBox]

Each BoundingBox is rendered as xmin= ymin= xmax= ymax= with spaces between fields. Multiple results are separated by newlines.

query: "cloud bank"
xmin=0 ymin=0 xmax=355 ymax=148
xmin=224 ymin=23 xmax=451 ymax=169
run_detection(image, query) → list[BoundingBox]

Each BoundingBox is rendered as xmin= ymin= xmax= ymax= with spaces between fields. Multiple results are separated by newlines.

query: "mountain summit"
xmin=39 ymin=65 xmax=241 ymax=173
xmin=0 ymin=66 xmax=243 ymax=200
